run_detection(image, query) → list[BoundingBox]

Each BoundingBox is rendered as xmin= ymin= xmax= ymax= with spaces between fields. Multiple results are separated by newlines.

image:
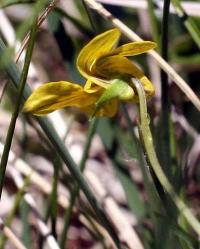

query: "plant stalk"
xmin=0 ymin=18 xmax=38 ymax=198
xmin=160 ymin=0 xmax=171 ymax=178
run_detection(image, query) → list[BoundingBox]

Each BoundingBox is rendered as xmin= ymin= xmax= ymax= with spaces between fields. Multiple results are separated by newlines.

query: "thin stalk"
xmin=160 ymin=0 xmax=171 ymax=179
xmin=55 ymin=7 xmax=93 ymax=37
xmin=15 ymin=0 xmax=59 ymax=62
xmin=131 ymin=77 xmax=200 ymax=236
xmin=38 ymin=155 xmax=59 ymax=248
xmin=82 ymin=211 xmax=109 ymax=249
xmin=34 ymin=152 xmax=60 ymax=249
xmin=0 ymin=39 xmax=122 ymax=249
xmin=172 ymin=0 xmax=200 ymax=48
xmin=81 ymin=0 xmax=98 ymax=34
xmin=0 ymin=18 xmax=38 ymax=199
xmin=50 ymin=155 xmax=60 ymax=239
xmin=59 ymin=118 xmax=98 ymax=249
xmin=147 ymin=0 xmax=160 ymax=50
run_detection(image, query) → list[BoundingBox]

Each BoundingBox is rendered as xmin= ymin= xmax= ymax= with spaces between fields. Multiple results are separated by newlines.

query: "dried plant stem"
xmin=97 ymin=0 xmax=200 ymax=17
xmin=15 ymin=0 xmax=59 ymax=63
xmin=131 ymin=77 xmax=200 ymax=236
xmin=0 ymin=176 xmax=30 ymax=249
xmin=84 ymin=0 xmax=200 ymax=112
xmin=0 ymin=218 xmax=27 ymax=249
xmin=0 ymin=18 xmax=38 ymax=198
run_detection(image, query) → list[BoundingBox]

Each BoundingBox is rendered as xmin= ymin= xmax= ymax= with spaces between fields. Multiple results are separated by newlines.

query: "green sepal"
xmin=91 ymin=79 xmax=134 ymax=119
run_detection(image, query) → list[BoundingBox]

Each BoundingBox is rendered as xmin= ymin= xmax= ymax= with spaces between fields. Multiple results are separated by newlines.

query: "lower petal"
xmin=23 ymin=81 xmax=100 ymax=115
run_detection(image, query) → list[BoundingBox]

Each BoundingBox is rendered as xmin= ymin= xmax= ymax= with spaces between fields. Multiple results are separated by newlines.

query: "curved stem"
xmin=131 ymin=77 xmax=200 ymax=236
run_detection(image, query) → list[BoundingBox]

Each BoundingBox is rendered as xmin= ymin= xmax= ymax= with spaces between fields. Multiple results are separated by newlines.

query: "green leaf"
xmin=114 ymin=160 xmax=146 ymax=219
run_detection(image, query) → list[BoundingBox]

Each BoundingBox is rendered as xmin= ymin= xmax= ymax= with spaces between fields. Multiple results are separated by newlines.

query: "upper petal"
xmin=23 ymin=81 xmax=101 ymax=115
xmin=108 ymin=41 xmax=156 ymax=57
xmin=76 ymin=29 xmax=120 ymax=80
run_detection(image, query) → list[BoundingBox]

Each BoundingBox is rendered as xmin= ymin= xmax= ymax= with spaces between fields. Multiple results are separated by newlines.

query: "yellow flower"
xmin=23 ymin=29 xmax=156 ymax=117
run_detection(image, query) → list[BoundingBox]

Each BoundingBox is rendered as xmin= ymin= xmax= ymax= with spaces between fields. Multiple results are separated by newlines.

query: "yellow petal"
xmin=84 ymin=80 xmax=101 ymax=93
xmin=96 ymin=55 xmax=138 ymax=77
xmin=108 ymin=41 xmax=156 ymax=57
xmin=77 ymin=29 xmax=120 ymax=80
xmin=23 ymin=81 xmax=101 ymax=115
xmin=96 ymin=56 xmax=155 ymax=98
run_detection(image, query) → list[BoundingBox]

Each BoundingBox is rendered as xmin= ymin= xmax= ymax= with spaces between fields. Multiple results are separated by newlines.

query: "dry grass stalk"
xmin=15 ymin=0 xmax=60 ymax=63
xmin=0 ymin=218 xmax=27 ymax=249
xmin=97 ymin=0 xmax=200 ymax=17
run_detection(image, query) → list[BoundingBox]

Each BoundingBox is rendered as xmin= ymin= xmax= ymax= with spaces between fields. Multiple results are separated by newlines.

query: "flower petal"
xmin=23 ymin=81 xmax=102 ymax=115
xmin=76 ymin=29 xmax=120 ymax=80
xmin=96 ymin=56 xmax=155 ymax=98
xmin=108 ymin=41 xmax=156 ymax=57
xmin=84 ymin=80 xmax=101 ymax=93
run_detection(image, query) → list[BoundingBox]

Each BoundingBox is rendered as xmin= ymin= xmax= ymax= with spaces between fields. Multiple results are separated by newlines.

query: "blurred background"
xmin=0 ymin=0 xmax=200 ymax=249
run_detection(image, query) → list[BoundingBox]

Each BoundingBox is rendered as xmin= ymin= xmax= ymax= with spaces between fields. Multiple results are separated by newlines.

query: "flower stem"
xmin=59 ymin=118 xmax=98 ymax=249
xmin=122 ymin=105 xmax=160 ymax=212
xmin=0 ymin=18 xmax=38 ymax=199
xmin=131 ymin=77 xmax=200 ymax=236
